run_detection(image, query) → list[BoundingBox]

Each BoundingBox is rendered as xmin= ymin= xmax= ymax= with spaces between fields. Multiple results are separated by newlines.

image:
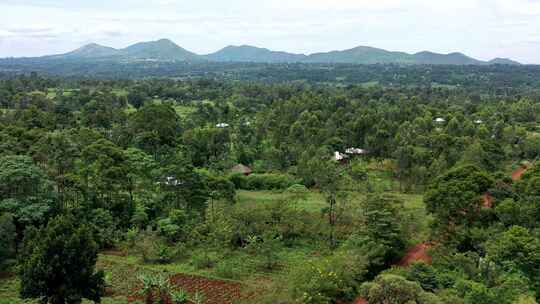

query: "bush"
xmin=290 ymin=253 xmax=363 ymax=304
xmin=135 ymin=231 xmax=173 ymax=264
xmin=360 ymin=274 xmax=441 ymax=304
xmin=215 ymin=259 xmax=243 ymax=280
xmin=229 ymin=173 xmax=301 ymax=190
xmin=191 ymin=251 xmax=217 ymax=269
xmin=245 ymin=234 xmax=282 ymax=271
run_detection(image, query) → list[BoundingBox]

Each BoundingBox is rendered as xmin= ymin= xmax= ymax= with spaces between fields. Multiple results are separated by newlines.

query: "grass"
xmin=174 ymin=105 xmax=196 ymax=117
xmin=112 ymin=88 xmax=128 ymax=97
xmin=392 ymin=192 xmax=432 ymax=244
xmin=236 ymin=190 xmax=328 ymax=212
xmin=0 ymin=270 xmax=131 ymax=304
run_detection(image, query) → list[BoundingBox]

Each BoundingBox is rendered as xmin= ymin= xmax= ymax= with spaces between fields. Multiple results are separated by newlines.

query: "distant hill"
xmin=120 ymin=39 xmax=200 ymax=61
xmin=412 ymin=51 xmax=482 ymax=65
xmin=48 ymin=39 xmax=200 ymax=62
xmin=488 ymin=58 xmax=521 ymax=65
xmin=205 ymin=45 xmax=307 ymax=63
xmin=304 ymin=46 xmax=415 ymax=64
xmin=8 ymin=38 xmax=522 ymax=65
xmin=51 ymin=43 xmax=119 ymax=59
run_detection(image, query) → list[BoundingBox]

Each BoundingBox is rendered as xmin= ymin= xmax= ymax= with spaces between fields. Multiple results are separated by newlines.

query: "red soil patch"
xmin=128 ymin=273 xmax=243 ymax=304
xmin=169 ymin=273 xmax=242 ymax=304
xmin=511 ymin=164 xmax=528 ymax=181
xmin=397 ymin=242 xmax=433 ymax=267
xmin=353 ymin=297 xmax=368 ymax=304
xmin=482 ymin=193 xmax=494 ymax=209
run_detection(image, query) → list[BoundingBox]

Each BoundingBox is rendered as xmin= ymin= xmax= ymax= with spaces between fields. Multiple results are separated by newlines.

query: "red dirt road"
xmin=350 ymin=162 xmax=533 ymax=304
xmin=353 ymin=297 xmax=368 ymax=304
xmin=397 ymin=242 xmax=433 ymax=267
xmin=512 ymin=164 xmax=528 ymax=181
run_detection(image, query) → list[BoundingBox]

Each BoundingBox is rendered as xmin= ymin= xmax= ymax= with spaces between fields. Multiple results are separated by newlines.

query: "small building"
xmin=345 ymin=147 xmax=368 ymax=155
xmin=434 ymin=117 xmax=446 ymax=123
xmin=216 ymin=122 xmax=230 ymax=128
xmin=474 ymin=119 xmax=484 ymax=124
xmin=161 ymin=176 xmax=183 ymax=186
xmin=231 ymin=164 xmax=252 ymax=176
xmin=332 ymin=151 xmax=350 ymax=164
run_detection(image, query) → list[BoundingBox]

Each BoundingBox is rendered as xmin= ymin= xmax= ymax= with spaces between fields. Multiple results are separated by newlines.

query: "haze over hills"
xmin=205 ymin=45 xmax=308 ymax=63
xmin=7 ymin=38 xmax=522 ymax=65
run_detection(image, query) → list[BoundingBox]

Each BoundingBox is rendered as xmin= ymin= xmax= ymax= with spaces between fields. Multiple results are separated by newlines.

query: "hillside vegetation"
xmin=0 ymin=72 xmax=539 ymax=304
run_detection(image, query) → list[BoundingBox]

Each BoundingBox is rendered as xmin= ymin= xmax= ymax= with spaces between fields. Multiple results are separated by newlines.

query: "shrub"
xmin=215 ymin=259 xmax=243 ymax=280
xmin=229 ymin=173 xmax=301 ymax=190
xmin=191 ymin=251 xmax=216 ymax=269
xmin=245 ymin=234 xmax=282 ymax=271
xmin=360 ymin=274 xmax=441 ymax=304
xmin=290 ymin=253 xmax=362 ymax=304
xmin=136 ymin=231 xmax=173 ymax=264
xmin=171 ymin=289 xmax=190 ymax=304
xmin=137 ymin=273 xmax=174 ymax=304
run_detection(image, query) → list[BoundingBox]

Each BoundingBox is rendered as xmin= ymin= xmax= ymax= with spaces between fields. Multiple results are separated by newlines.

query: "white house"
xmin=345 ymin=147 xmax=367 ymax=155
xmin=434 ymin=118 xmax=446 ymax=123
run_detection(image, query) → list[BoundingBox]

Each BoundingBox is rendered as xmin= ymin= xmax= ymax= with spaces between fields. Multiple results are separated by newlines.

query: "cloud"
xmin=8 ymin=26 xmax=54 ymax=34
xmin=0 ymin=0 xmax=539 ymax=62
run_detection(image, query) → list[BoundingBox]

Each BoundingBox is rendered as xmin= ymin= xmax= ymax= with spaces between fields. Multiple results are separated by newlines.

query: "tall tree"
xmin=19 ymin=215 xmax=104 ymax=304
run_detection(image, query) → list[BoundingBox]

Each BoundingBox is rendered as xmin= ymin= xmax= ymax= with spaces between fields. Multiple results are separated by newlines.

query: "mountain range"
xmin=29 ymin=38 xmax=521 ymax=65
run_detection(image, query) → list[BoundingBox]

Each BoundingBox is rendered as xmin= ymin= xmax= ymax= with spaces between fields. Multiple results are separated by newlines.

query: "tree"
xmin=0 ymin=213 xmax=16 ymax=265
xmin=425 ymin=165 xmax=494 ymax=231
xmin=159 ymin=153 xmax=209 ymax=215
xmin=182 ymin=127 xmax=231 ymax=167
xmin=128 ymin=103 xmax=181 ymax=158
xmin=31 ymin=131 xmax=79 ymax=207
xmin=359 ymin=274 xmax=441 ymax=304
xmin=0 ymin=155 xmax=54 ymax=250
xmin=19 ymin=215 xmax=104 ymax=304
xmin=343 ymin=194 xmax=407 ymax=276
xmin=309 ymin=154 xmax=344 ymax=248
xmin=486 ymin=226 xmax=540 ymax=296
xmin=127 ymin=88 xmax=149 ymax=109
xmin=77 ymin=138 xmax=133 ymax=226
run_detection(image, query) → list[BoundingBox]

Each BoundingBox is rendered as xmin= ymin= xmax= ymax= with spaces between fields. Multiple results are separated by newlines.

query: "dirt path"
xmin=352 ymin=162 xmax=533 ymax=304
xmin=353 ymin=298 xmax=368 ymax=304
xmin=512 ymin=164 xmax=529 ymax=181
xmin=482 ymin=193 xmax=494 ymax=208
xmin=397 ymin=242 xmax=433 ymax=267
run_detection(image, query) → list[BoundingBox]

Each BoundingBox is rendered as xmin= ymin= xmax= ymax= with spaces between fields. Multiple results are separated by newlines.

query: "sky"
xmin=1 ymin=0 xmax=540 ymax=63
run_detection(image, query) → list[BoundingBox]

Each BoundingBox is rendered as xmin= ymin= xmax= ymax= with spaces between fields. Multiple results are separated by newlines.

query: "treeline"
xmin=2 ymin=61 xmax=540 ymax=93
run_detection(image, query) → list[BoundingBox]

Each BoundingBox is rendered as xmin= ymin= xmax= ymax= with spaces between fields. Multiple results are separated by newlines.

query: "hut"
xmin=332 ymin=151 xmax=349 ymax=164
xmin=231 ymin=164 xmax=252 ymax=176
